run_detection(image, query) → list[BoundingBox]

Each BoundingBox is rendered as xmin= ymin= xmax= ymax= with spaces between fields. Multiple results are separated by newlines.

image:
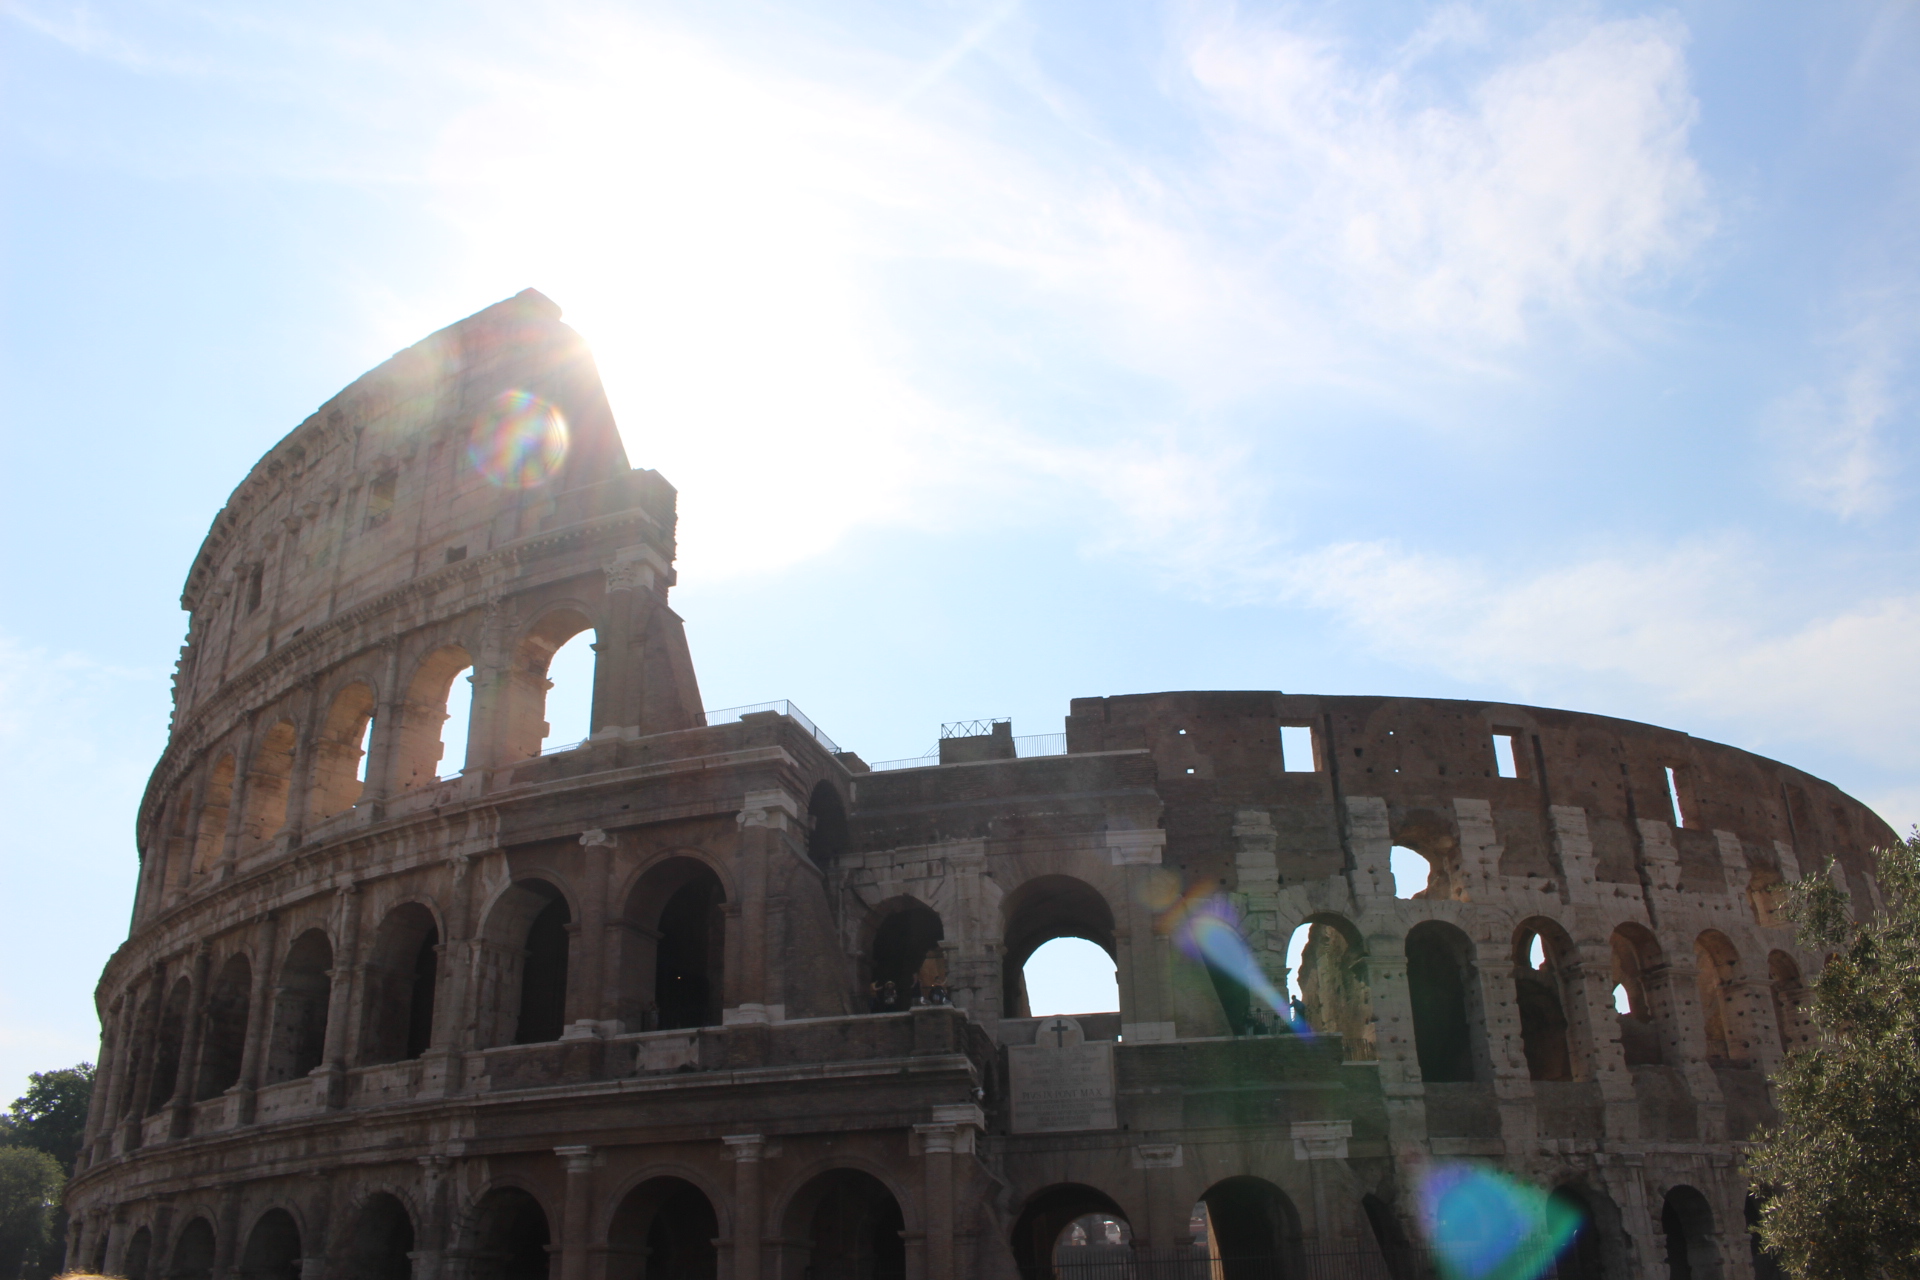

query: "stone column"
xmin=213 ymin=1182 xmax=244 ymax=1280
xmin=571 ymin=831 xmax=614 ymax=1028
xmin=915 ymin=1105 xmax=984 ymax=1280
xmin=413 ymin=1156 xmax=450 ymax=1280
xmin=217 ymin=718 xmax=260 ymax=879
xmin=728 ymin=793 xmax=801 ymax=1023
xmin=1548 ymin=807 xmax=1599 ymax=907
xmin=1107 ymin=830 xmax=1175 ymax=1043
xmin=590 ymin=548 xmax=665 ymax=734
xmin=723 ymin=1135 xmax=765 ymax=1280
xmin=1642 ymin=958 xmax=1727 ymax=1141
xmin=300 ymin=1168 xmax=334 ymax=1280
xmin=1291 ymin=1122 xmax=1354 ymax=1246
xmin=1472 ymin=936 xmax=1536 ymax=1146
xmin=554 ymin=1146 xmax=595 ymax=1280
xmin=357 ymin=642 xmax=403 ymax=808
xmin=315 ymin=885 xmax=360 ymax=1109
xmin=423 ymin=855 xmax=476 ymax=1092
xmin=232 ymin=911 xmax=280 ymax=1124
xmin=120 ymin=972 xmax=164 ymax=1151
xmin=1344 ymin=796 xmax=1395 ymax=902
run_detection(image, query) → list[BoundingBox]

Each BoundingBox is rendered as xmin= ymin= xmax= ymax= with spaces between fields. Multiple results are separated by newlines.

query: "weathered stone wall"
xmin=69 ymin=296 xmax=1895 ymax=1280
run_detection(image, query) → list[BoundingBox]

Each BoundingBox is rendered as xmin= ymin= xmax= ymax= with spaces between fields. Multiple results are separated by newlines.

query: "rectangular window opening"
xmin=1279 ymin=724 xmax=1318 ymax=772
xmin=1492 ymin=732 xmax=1519 ymax=779
xmin=1666 ymin=766 xmax=1686 ymax=828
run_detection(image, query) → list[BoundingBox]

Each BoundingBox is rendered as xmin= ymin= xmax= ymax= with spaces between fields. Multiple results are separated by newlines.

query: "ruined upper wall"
xmin=170 ymin=290 xmax=638 ymax=722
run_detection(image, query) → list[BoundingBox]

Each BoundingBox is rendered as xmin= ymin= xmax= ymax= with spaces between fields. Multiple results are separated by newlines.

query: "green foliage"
xmin=0 ymin=1146 xmax=63 ymax=1280
xmin=1747 ymin=832 xmax=1920 ymax=1280
xmin=0 ymin=1065 xmax=93 ymax=1172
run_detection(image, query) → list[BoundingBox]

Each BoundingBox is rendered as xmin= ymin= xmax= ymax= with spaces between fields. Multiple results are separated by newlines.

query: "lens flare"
xmin=1158 ymin=891 xmax=1312 ymax=1035
xmin=1417 ymin=1164 xmax=1581 ymax=1280
xmin=468 ymin=390 xmax=569 ymax=488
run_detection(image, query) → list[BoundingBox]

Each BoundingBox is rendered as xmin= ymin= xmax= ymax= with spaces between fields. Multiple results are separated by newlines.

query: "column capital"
xmin=722 ymin=1134 xmax=766 ymax=1161
xmin=737 ymin=790 xmax=802 ymax=831
xmin=553 ymin=1145 xmax=595 ymax=1174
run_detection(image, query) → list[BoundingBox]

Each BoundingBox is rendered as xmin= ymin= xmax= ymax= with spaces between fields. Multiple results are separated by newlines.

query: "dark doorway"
xmin=196 ymin=954 xmax=254 ymax=1100
xmin=870 ymin=903 xmax=944 ymax=1009
xmin=1548 ymin=1188 xmax=1603 ymax=1280
xmin=241 ymin=1209 xmax=303 ymax=1280
xmin=172 ymin=1219 xmax=217 ymax=1280
xmin=345 ymin=1193 xmax=415 ymax=1280
xmin=471 ymin=1187 xmax=552 ymax=1280
xmin=800 ymin=1170 xmax=905 ymax=1280
xmin=1406 ymin=922 xmax=1476 ymax=1083
xmin=656 ymin=875 xmax=724 ymax=1030
xmin=1011 ymin=1185 xmax=1128 ymax=1280
xmin=607 ymin=1176 xmax=719 ymax=1280
xmin=268 ymin=929 xmax=332 ymax=1082
xmin=515 ymin=897 xmax=572 ymax=1044
xmin=123 ymin=1227 xmax=152 ymax=1280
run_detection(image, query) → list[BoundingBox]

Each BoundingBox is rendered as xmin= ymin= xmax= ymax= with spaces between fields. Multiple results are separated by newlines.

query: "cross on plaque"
xmin=1048 ymin=1018 xmax=1072 ymax=1048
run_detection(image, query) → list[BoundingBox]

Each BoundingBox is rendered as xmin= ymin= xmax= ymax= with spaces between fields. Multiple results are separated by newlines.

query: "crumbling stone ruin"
xmin=67 ymin=291 xmax=1895 ymax=1280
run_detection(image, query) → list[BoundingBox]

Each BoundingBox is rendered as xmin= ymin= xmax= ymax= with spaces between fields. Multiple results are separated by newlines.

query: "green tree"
xmin=0 ymin=1065 xmax=93 ymax=1172
xmin=0 ymin=1147 xmax=63 ymax=1280
xmin=1748 ymin=831 xmax=1920 ymax=1279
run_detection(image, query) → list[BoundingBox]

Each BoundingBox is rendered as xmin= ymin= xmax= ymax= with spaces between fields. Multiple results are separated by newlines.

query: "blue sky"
xmin=2 ymin=0 xmax=1917 ymax=1091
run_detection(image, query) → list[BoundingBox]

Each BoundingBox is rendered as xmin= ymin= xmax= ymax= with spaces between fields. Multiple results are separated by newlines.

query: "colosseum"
xmin=67 ymin=290 xmax=1894 ymax=1280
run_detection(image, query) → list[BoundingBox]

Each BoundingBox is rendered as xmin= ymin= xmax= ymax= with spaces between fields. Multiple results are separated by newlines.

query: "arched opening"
xmin=866 ymin=900 xmax=946 ymax=1012
xmin=268 ymin=929 xmax=333 ymax=1083
xmin=193 ymin=754 xmax=236 ymax=876
xmin=517 ymin=893 xmax=572 ymax=1043
xmin=1197 ymin=1177 xmax=1302 ymax=1279
xmin=1694 ymin=931 xmax=1746 ymax=1065
xmin=344 ymin=1193 xmax=414 ymax=1280
xmin=1745 ymin=1195 xmax=1784 ymax=1280
xmin=171 ymin=1218 xmax=217 ymax=1280
xmin=1010 ymin=1184 xmax=1127 ymax=1280
xmin=1406 ymin=921 xmax=1478 ymax=1083
xmin=195 ymin=952 xmax=253 ymax=1100
xmin=310 ymin=681 xmax=377 ymax=820
xmin=808 ymin=781 xmax=850 ymax=869
xmin=605 ymin=1176 xmax=719 ymax=1280
xmin=620 ymin=860 xmax=726 ymax=1032
xmin=1611 ymin=925 xmax=1665 ymax=1067
xmin=1547 ymin=1187 xmax=1603 ymax=1280
xmin=476 ymin=879 xmax=574 ymax=1047
xmin=542 ymin=626 xmax=597 ymax=750
xmin=1001 ymin=876 xmax=1118 ymax=1020
xmin=1285 ymin=915 xmax=1374 ymax=1058
xmin=471 ymin=1187 xmax=552 ymax=1280
xmin=1515 ymin=921 xmax=1575 ymax=1082
xmin=243 ymin=720 xmax=299 ymax=843
xmin=1360 ymin=1195 xmax=1417 ymax=1280
xmin=1767 ymin=952 xmax=1813 ymax=1055
xmin=241 ymin=1208 xmax=303 ymax=1280
xmin=123 ymin=1226 xmax=152 ymax=1280
xmin=359 ymin=904 xmax=440 ymax=1065
xmin=146 ymin=977 xmax=192 ymax=1113
xmin=499 ymin=610 xmax=596 ymax=764
xmin=1390 ymin=845 xmax=1433 ymax=898
xmin=1022 ymin=939 xmax=1118 ymax=1019
xmin=787 ymin=1170 xmax=905 ymax=1280
xmin=394 ymin=645 xmax=474 ymax=792
xmin=1660 ymin=1186 xmax=1719 ymax=1280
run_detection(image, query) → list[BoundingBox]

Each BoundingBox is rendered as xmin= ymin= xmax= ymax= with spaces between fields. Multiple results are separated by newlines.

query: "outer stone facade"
xmin=69 ymin=292 xmax=1896 ymax=1280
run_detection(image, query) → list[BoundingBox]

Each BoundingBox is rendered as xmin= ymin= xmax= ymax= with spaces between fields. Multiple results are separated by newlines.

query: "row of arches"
xmin=157 ymin=613 xmax=599 ymax=891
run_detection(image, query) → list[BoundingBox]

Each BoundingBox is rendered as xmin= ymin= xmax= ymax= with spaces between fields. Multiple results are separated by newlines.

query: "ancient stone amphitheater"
xmin=68 ymin=292 xmax=1894 ymax=1280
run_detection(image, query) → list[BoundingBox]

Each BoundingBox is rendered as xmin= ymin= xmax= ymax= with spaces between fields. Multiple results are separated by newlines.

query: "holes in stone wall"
xmin=1279 ymin=724 xmax=1318 ymax=772
xmin=1492 ymin=732 xmax=1519 ymax=779
xmin=1390 ymin=846 xmax=1431 ymax=899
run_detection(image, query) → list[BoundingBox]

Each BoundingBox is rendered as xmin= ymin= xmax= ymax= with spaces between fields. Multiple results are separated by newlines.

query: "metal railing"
xmin=941 ymin=717 xmax=1009 ymax=738
xmin=704 ymin=700 xmax=842 ymax=755
xmin=866 ymin=732 xmax=1068 ymax=772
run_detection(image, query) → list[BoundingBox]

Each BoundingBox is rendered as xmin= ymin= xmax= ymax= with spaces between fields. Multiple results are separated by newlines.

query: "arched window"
xmin=1611 ymin=925 xmax=1665 ymax=1067
xmin=394 ymin=645 xmax=474 ymax=792
xmin=123 ymin=1227 xmax=152 ymax=1280
xmin=470 ymin=1188 xmax=551 ymax=1280
xmin=145 ymin=977 xmax=192 ymax=1114
xmin=1196 ymin=1177 xmax=1304 ymax=1279
xmin=310 ymin=682 xmax=376 ymax=820
xmin=808 ymin=781 xmax=850 ymax=868
xmin=499 ymin=610 xmax=596 ymax=763
xmin=1001 ymin=876 xmax=1117 ymax=1021
xmin=540 ymin=624 xmax=596 ymax=750
xmin=1514 ymin=921 xmax=1575 ymax=1082
xmin=606 ymin=1177 xmax=719 ymax=1280
xmin=516 ymin=894 xmax=571 ymax=1043
xmin=1011 ymin=1185 xmax=1127 ymax=1280
xmin=1660 ymin=1185 xmax=1718 ymax=1280
xmin=1406 ymin=921 xmax=1478 ymax=1083
xmin=1547 ymin=1187 xmax=1603 ymax=1280
xmin=1285 ymin=915 xmax=1374 ymax=1058
xmin=241 ymin=1209 xmax=302 ymax=1280
xmin=267 ymin=929 xmax=332 ymax=1083
xmin=1022 ymin=938 xmax=1118 ymax=1019
xmin=1390 ymin=845 xmax=1432 ymax=898
xmin=618 ymin=860 xmax=725 ymax=1032
xmin=866 ymin=900 xmax=946 ymax=1012
xmin=344 ymin=1194 xmax=414 ymax=1280
xmin=171 ymin=1219 xmax=217 ymax=1280
xmin=242 ymin=720 xmax=298 ymax=843
xmin=1695 ymin=931 xmax=1749 ymax=1064
xmin=787 ymin=1170 xmax=906 ymax=1280
xmin=1768 ymin=952 xmax=1813 ymax=1055
xmin=359 ymin=904 xmax=439 ymax=1065
xmin=193 ymin=755 xmax=236 ymax=877
xmin=195 ymin=953 xmax=253 ymax=1100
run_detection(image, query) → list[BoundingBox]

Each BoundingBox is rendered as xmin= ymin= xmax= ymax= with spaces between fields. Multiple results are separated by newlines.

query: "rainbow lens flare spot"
xmin=1417 ymin=1164 xmax=1581 ymax=1280
xmin=1159 ymin=891 xmax=1312 ymax=1036
xmin=468 ymin=390 xmax=569 ymax=488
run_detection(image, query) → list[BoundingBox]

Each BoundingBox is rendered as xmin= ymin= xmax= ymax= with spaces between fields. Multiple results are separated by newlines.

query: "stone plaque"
xmin=1009 ymin=1016 xmax=1117 ymax=1134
